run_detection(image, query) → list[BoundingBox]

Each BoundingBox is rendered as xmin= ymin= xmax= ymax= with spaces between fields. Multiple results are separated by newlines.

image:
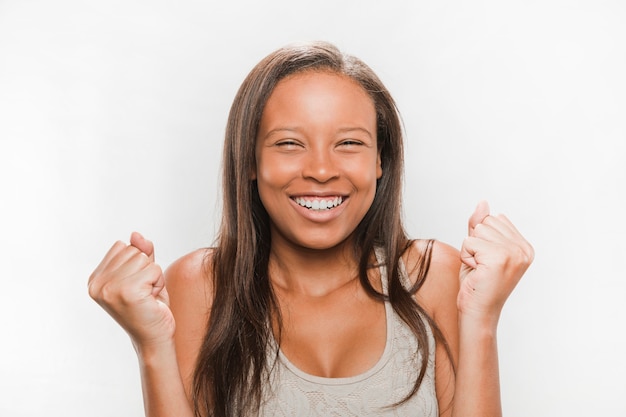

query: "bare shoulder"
xmin=429 ymin=240 xmax=461 ymax=279
xmin=165 ymin=247 xmax=214 ymax=333
xmin=404 ymin=240 xmax=461 ymax=414
xmin=164 ymin=248 xmax=214 ymax=393
xmin=403 ymin=239 xmax=461 ymax=319
xmin=165 ymin=248 xmax=214 ymax=297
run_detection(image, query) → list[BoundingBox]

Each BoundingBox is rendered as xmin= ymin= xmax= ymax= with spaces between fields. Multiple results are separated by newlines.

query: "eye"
xmin=338 ymin=139 xmax=365 ymax=148
xmin=274 ymin=139 xmax=303 ymax=150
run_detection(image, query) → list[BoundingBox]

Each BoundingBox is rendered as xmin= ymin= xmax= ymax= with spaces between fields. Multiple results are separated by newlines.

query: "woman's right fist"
xmin=88 ymin=232 xmax=175 ymax=349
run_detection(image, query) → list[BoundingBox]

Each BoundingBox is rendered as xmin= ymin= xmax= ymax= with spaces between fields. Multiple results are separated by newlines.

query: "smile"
xmin=293 ymin=196 xmax=343 ymax=211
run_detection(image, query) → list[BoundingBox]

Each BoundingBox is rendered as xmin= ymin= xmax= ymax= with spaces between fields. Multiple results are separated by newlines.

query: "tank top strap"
xmin=373 ymin=247 xmax=389 ymax=295
xmin=374 ymin=246 xmax=413 ymax=294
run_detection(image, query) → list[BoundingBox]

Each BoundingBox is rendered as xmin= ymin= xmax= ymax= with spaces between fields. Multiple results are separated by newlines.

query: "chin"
xmin=293 ymin=235 xmax=353 ymax=252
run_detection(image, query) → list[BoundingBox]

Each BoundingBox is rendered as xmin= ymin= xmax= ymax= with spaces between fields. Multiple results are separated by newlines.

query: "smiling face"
xmin=254 ymin=71 xmax=382 ymax=252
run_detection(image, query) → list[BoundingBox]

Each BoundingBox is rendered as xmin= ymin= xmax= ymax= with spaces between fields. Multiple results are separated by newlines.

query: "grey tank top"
xmin=258 ymin=257 xmax=438 ymax=416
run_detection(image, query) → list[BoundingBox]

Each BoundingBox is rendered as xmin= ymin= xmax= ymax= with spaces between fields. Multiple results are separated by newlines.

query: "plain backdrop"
xmin=1 ymin=0 xmax=624 ymax=416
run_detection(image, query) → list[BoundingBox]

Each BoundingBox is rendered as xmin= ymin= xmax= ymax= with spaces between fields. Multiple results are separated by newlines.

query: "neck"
xmin=268 ymin=239 xmax=360 ymax=298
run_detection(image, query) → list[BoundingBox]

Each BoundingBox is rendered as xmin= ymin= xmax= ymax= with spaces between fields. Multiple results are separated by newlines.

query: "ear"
xmin=376 ymin=151 xmax=382 ymax=179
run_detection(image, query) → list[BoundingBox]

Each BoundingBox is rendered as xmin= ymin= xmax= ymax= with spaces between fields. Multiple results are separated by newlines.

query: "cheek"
xmin=255 ymin=158 xmax=303 ymax=210
xmin=344 ymin=155 xmax=382 ymax=184
xmin=256 ymin=158 xmax=299 ymax=187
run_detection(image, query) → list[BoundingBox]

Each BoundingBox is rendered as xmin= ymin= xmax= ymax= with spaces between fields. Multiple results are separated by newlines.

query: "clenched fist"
xmin=458 ymin=201 xmax=534 ymax=323
xmin=88 ymin=232 xmax=175 ymax=350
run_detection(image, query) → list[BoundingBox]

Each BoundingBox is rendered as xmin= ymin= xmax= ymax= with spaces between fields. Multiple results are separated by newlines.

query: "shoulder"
xmin=165 ymin=248 xmax=215 ymax=320
xmin=165 ymin=247 xmax=215 ymax=322
xmin=403 ymin=240 xmax=460 ymax=414
xmin=164 ymin=248 xmax=214 ymax=388
xmin=165 ymin=248 xmax=214 ymax=291
xmin=402 ymin=239 xmax=460 ymax=320
xmin=401 ymin=239 xmax=460 ymax=283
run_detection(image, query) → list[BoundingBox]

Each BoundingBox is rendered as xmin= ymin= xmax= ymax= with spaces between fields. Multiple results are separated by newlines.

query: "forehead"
xmin=260 ymin=71 xmax=376 ymax=125
xmin=271 ymin=70 xmax=372 ymax=102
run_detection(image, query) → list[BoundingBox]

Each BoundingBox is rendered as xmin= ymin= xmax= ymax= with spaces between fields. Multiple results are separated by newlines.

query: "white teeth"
xmin=295 ymin=197 xmax=343 ymax=211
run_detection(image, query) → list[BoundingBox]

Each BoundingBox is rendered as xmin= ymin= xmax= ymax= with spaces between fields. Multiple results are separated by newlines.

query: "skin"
xmin=88 ymin=71 xmax=534 ymax=417
xmin=254 ymin=71 xmax=385 ymax=377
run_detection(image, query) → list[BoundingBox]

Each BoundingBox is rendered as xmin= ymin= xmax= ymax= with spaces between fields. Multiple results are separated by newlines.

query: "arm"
xmin=417 ymin=202 xmax=533 ymax=417
xmin=88 ymin=233 xmax=209 ymax=417
xmin=138 ymin=248 xmax=211 ymax=416
xmin=453 ymin=201 xmax=533 ymax=416
xmin=135 ymin=339 xmax=194 ymax=416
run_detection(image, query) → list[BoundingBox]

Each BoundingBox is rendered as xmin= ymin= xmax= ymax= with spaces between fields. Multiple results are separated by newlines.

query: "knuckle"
xmin=131 ymin=248 xmax=149 ymax=261
xmin=103 ymin=280 xmax=135 ymax=306
xmin=524 ymin=250 xmax=535 ymax=265
xmin=474 ymin=223 xmax=486 ymax=235
xmin=513 ymin=241 xmax=533 ymax=264
xmin=99 ymin=281 xmax=117 ymax=304
xmin=118 ymin=288 xmax=134 ymax=305
xmin=526 ymin=242 xmax=535 ymax=262
xmin=126 ymin=245 xmax=142 ymax=257
xmin=507 ymin=244 xmax=533 ymax=269
xmin=113 ymin=240 xmax=126 ymax=248
xmin=88 ymin=271 xmax=98 ymax=286
xmin=87 ymin=280 xmax=100 ymax=300
xmin=147 ymin=263 xmax=163 ymax=275
xmin=127 ymin=250 xmax=149 ymax=269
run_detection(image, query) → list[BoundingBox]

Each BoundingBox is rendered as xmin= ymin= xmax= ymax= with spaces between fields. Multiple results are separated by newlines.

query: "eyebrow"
xmin=262 ymin=126 xmax=374 ymax=140
xmin=337 ymin=127 xmax=374 ymax=139
xmin=263 ymin=127 xmax=300 ymax=137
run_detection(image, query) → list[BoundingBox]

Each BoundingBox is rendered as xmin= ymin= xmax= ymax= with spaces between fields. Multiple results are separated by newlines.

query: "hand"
xmin=88 ymin=232 xmax=175 ymax=350
xmin=458 ymin=201 xmax=534 ymax=323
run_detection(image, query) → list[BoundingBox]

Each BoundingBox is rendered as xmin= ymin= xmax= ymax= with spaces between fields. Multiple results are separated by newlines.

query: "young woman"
xmin=88 ymin=42 xmax=534 ymax=417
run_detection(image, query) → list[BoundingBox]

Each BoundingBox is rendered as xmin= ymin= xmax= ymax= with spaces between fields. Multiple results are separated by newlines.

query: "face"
xmin=254 ymin=71 xmax=382 ymax=252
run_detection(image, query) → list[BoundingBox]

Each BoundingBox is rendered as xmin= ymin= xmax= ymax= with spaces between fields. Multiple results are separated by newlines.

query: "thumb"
xmin=130 ymin=231 xmax=155 ymax=262
xmin=468 ymin=200 xmax=490 ymax=235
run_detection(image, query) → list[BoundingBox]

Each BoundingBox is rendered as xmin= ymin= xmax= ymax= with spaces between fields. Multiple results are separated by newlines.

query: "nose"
xmin=302 ymin=147 xmax=339 ymax=183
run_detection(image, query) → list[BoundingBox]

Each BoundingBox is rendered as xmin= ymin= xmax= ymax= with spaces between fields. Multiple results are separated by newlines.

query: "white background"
xmin=1 ymin=0 xmax=624 ymax=416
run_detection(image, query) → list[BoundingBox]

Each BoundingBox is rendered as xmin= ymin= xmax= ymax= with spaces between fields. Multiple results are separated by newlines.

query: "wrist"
xmin=458 ymin=310 xmax=500 ymax=335
xmin=132 ymin=338 xmax=177 ymax=367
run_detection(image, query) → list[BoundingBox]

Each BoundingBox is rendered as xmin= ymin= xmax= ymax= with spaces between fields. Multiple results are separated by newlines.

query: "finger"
xmin=111 ymin=249 xmax=154 ymax=280
xmin=130 ymin=231 xmax=155 ymax=262
xmin=97 ymin=260 xmax=160 ymax=307
xmin=89 ymin=241 xmax=127 ymax=284
xmin=490 ymin=214 xmax=535 ymax=261
xmin=104 ymin=243 xmax=146 ymax=272
xmin=149 ymin=265 xmax=167 ymax=299
xmin=460 ymin=248 xmax=477 ymax=269
xmin=482 ymin=215 xmax=533 ymax=259
xmin=471 ymin=221 xmax=506 ymax=243
xmin=460 ymin=235 xmax=502 ymax=268
xmin=468 ymin=200 xmax=490 ymax=235
xmin=480 ymin=214 xmax=517 ymax=239
xmin=134 ymin=263 xmax=168 ymax=305
xmin=473 ymin=214 xmax=521 ymax=243
xmin=459 ymin=236 xmax=484 ymax=269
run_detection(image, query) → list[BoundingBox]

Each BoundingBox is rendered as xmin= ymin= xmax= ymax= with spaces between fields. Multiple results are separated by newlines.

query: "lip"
xmin=289 ymin=191 xmax=348 ymax=198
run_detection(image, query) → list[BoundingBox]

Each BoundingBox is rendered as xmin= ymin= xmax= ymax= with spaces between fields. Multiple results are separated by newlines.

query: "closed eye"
xmin=275 ymin=139 xmax=303 ymax=148
xmin=337 ymin=139 xmax=366 ymax=149
xmin=341 ymin=140 xmax=362 ymax=145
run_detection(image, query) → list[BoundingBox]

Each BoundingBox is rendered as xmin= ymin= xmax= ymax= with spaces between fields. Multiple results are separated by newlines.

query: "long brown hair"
xmin=192 ymin=41 xmax=453 ymax=417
